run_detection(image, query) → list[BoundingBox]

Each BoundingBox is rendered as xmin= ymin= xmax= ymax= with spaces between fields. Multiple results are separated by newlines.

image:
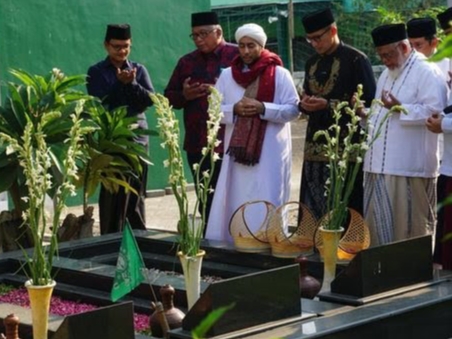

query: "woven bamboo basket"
xmin=315 ymin=208 xmax=371 ymax=261
xmin=228 ymin=200 xmax=275 ymax=253
xmin=267 ymin=202 xmax=317 ymax=258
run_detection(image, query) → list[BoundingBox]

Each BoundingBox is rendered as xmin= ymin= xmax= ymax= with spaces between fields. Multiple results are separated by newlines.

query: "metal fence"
xmin=214 ymin=0 xmax=447 ymax=72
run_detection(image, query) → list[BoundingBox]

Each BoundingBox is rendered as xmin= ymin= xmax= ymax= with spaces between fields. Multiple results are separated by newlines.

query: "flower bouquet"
xmin=313 ymin=84 xmax=401 ymax=292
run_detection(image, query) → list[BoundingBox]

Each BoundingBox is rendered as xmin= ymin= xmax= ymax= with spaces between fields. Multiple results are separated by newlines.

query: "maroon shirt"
xmin=164 ymin=41 xmax=239 ymax=153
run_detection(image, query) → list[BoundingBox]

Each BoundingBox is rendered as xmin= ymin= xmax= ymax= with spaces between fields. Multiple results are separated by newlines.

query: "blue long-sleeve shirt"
xmin=86 ymin=57 xmax=154 ymax=145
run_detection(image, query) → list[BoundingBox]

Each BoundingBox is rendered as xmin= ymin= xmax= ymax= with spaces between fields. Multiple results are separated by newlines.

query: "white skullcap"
xmin=235 ymin=23 xmax=267 ymax=47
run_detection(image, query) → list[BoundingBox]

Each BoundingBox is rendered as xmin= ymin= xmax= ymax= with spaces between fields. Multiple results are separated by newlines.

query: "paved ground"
xmin=67 ymin=118 xmax=307 ymax=236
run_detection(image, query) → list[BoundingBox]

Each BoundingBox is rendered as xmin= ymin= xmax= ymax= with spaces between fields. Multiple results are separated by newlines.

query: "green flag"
xmin=111 ymin=223 xmax=146 ymax=302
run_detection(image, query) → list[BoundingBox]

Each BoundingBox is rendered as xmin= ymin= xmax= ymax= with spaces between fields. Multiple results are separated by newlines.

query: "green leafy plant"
xmin=0 ymin=68 xmax=91 ymax=217
xmin=314 ymin=84 xmax=402 ymax=230
xmin=0 ymin=68 xmax=94 ymax=285
xmin=192 ymin=303 xmax=235 ymax=339
xmin=151 ymin=88 xmax=223 ymax=256
xmin=75 ymin=101 xmax=153 ymax=212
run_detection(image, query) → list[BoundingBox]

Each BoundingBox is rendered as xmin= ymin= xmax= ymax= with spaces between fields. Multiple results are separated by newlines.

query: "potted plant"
xmin=0 ymin=68 xmax=94 ymax=339
xmin=314 ymin=84 xmax=401 ymax=293
xmin=150 ymin=88 xmax=223 ymax=309
xmin=56 ymin=101 xmax=153 ymax=241
xmin=0 ymin=68 xmax=92 ymax=250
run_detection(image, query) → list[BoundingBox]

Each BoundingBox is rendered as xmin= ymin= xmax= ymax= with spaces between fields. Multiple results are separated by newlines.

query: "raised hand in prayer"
xmin=426 ymin=113 xmax=443 ymax=133
xmin=381 ymin=90 xmax=401 ymax=110
xmin=182 ymin=77 xmax=211 ymax=101
xmin=116 ymin=67 xmax=136 ymax=84
xmin=299 ymin=94 xmax=328 ymax=112
xmin=234 ymin=97 xmax=265 ymax=117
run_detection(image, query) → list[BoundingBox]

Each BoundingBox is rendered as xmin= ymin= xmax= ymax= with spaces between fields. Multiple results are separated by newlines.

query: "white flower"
xmin=212 ymin=153 xmax=221 ymax=162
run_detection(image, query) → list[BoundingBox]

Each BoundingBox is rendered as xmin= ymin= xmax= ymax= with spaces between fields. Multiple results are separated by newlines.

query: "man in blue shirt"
xmin=87 ymin=24 xmax=154 ymax=234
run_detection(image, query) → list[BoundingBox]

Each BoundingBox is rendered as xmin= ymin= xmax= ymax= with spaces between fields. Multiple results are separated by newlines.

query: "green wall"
xmin=0 ymin=0 xmax=210 ymax=199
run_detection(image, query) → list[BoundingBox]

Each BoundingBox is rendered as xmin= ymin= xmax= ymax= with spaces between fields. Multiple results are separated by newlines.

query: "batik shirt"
xmin=164 ymin=41 xmax=239 ymax=153
xmin=302 ymin=42 xmax=376 ymax=161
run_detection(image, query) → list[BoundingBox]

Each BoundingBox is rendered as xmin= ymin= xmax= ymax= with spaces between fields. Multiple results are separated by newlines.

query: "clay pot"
xmin=149 ymin=284 xmax=185 ymax=337
xmin=295 ymin=256 xmax=321 ymax=299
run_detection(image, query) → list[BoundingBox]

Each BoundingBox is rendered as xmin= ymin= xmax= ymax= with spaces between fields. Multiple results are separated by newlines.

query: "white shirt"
xmin=364 ymin=51 xmax=448 ymax=178
xmin=441 ymin=113 xmax=452 ymax=176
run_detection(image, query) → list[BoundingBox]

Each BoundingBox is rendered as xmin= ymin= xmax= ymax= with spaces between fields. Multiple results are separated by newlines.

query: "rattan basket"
xmin=228 ymin=200 xmax=275 ymax=253
xmin=267 ymin=202 xmax=317 ymax=258
xmin=315 ymin=208 xmax=371 ymax=261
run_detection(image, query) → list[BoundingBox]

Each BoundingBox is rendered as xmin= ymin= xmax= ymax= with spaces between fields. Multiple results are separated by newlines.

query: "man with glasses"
xmin=86 ymin=24 xmax=154 ymax=234
xmin=364 ymin=23 xmax=447 ymax=247
xmin=298 ymin=8 xmax=376 ymax=220
xmin=164 ymin=12 xmax=238 ymax=235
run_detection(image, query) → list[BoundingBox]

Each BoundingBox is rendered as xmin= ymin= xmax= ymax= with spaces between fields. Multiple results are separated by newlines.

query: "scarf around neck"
xmin=227 ymin=49 xmax=282 ymax=165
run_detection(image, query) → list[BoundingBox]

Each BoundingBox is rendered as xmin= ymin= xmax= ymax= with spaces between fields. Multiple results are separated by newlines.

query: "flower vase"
xmin=318 ymin=227 xmax=343 ymax=294
xmin=177 ymin=250 xmax=205 ymax=310
xmin=25 ymin=280 xmax=56 ymax=339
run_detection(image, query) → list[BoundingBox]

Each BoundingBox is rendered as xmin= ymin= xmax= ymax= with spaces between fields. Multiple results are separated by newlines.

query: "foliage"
xmin=192 ymin=303 xmax=235 ymax=339
xmin=151 ymin=88 xmax=223 ymax=257
xmin=0 ymin=68 xmax=91 ymax=216
xmin=75 ymin=101 xmax=153 ymax=211
xmin=431 ymin=33 xmax=452 ymax=62
xmin=334 ymin=1 xmax=446 ymax=66
xmin=0 ymin=284 xmax=15 ymax=295
xmin=314 ymin=85 xmax=402 ymax=230
xmin=0 ymin=69 xmax=94 ymax=285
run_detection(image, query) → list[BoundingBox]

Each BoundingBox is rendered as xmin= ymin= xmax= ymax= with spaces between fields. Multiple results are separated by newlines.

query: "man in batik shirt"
xmin=298 ymin=8 xmax=376 ymax=220
xmin=164 ymin=11 xmax=238 ymax=234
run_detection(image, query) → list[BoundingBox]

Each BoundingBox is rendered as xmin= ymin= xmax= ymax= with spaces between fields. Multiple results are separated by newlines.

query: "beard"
xmin=387 ymin=66 xmax=402 ymax=80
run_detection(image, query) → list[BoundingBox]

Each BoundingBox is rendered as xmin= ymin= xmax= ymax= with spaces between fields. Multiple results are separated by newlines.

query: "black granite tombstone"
xmin=319 ymin=235 xmax=434 ymax=305
xmin=51 ymin=301 xmax=135 ymax=339
xmin=181 ymin=264 xmax=301 ymax=337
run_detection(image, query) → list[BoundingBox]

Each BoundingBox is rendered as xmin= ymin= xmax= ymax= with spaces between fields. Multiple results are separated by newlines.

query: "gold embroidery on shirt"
xmin=308 ymin=57 xmax=340 ymax=96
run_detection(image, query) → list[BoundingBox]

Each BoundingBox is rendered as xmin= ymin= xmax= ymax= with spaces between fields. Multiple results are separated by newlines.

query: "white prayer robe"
xmin=440 ymin=113 xmax=452 ymax=176
xmin=206 ymin=66 xmax=299 ymax=242
xmin=364 ymin=51 xmax=447 ymax=178
xmin=434 ymin=56 xmax=451 ymax=160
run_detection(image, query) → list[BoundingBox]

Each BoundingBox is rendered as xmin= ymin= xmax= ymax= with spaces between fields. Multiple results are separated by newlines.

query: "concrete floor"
xmin=67 ymin=118 xmax=307 ymax=235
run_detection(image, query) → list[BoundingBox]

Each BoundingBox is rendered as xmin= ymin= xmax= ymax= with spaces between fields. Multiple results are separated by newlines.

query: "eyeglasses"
xmin=108 ymin=43 xmax=131 ymax=51
xmin=377 ymin=43 xmax=401 ymax=61
xmin=305 ymin=27 xmax=330 ymax=44
xmin=189 ymin=29 xmax=216 ymax=40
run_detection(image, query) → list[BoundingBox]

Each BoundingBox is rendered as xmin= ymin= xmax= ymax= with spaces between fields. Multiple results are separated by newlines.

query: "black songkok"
xmin=437 ymin=7 xmax=452 ymax=30
xmin=407 ymin=17 xmax=436 ymax=38
xmin=191 ymin=12 xmax=219 ymax=27
xmin=105 ymin=24 xmax=131 ymax=41
xmin=302 ymin=8 xmax=335 ymax=34
xmin=371 ymin=23 xmax=407 ymax=47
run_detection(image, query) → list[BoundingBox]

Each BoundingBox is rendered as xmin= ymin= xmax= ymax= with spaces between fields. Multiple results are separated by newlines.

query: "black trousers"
xmin=186 ymin=152 xmax=223 ymax=237
xmin=98 ymin=161 xmax=148 ymax=234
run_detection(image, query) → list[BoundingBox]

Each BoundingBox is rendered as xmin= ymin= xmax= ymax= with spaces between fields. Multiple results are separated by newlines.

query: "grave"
xmin=1 ymin=231 xmax=452 ymax=339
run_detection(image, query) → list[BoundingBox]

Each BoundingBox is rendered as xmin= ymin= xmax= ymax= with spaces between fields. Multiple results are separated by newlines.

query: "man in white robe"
xmin=206 ymin=23 xmax=299 ymax=242
xmin=363 ymin=23 xmax=448 ymax=247
xmin=407 ymin=17 xmax=450 ymax=80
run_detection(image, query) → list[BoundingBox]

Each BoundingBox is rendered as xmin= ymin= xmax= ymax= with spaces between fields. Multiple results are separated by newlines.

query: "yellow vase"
xmin=25 ymin=280 xmax=56 ymax=339
xmin=319 ymin=227 xmax=343 ymax=294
